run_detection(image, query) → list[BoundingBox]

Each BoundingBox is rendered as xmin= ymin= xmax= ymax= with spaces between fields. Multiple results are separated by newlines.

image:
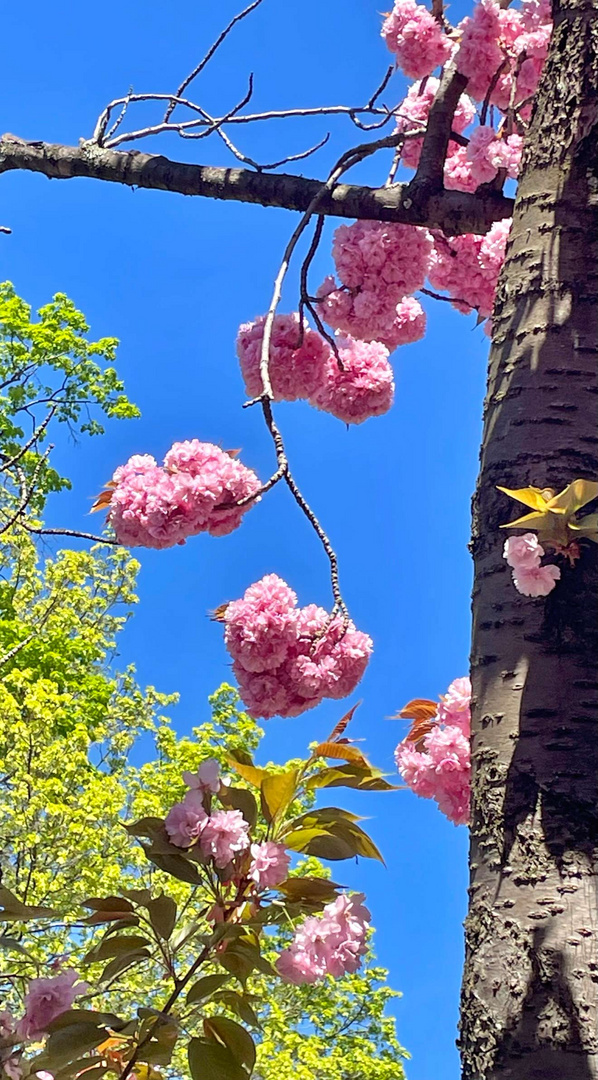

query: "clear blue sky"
xmin=2 ymin=2 xmax=487 ymax=1075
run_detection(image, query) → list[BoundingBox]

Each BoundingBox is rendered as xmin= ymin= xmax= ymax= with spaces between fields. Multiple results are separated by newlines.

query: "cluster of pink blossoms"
xmin=428 ymin=220 xmax=512 ymax=321
xmin=237 ymin=314 xmax=395 ymax=424
xmin=1 ymin=973 xmax=86 ymax=1079
xmin=395 ymin=677 xmax=471 ymax=825
xmin=381 ymin=0 xmax=453 ymax=79
xmin=107 ymin=441 xmax=261 ymax=549
xmin=456 ymin=0 xmax=552 ymax=108
xmin=503 ymin=533 xmax=561 ymax=596
xmin=223 ymin=574 xmax=372 ymax=719
xmin=165 ymin=760 xmax=253 ymax=867
xmin=383 ymin=0 xmax=551 ymax=109
xmin=317 ymin=221 xmax=431 ymax=350
xmin=165 ymin=761 xmax=291 ymax=886
xmin=248 ymin=841 xmax=291 ymax=890
xmin=276 ymin=892 xmax=370 ymax=984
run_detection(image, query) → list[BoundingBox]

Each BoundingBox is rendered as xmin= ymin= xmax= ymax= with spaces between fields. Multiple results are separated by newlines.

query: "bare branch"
xmin=0 ymin=136 xmax=513 ymax=234
xmin=163 ymin=0 xmax=266 ymax=123
xmin=23 ymin=525 xmax=119 ymax=545
xmin=412 ymin=63 xmax=469 ymax=188
xmin=0 ymin=406 xmax=57 ymax=473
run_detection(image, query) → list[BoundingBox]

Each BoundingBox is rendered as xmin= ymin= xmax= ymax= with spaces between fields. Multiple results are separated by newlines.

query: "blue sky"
xmin=2 ymin=1 xmax=487 ymax=1075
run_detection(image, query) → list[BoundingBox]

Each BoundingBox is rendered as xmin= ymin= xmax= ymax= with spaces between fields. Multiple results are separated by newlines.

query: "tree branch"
xmin=0 ymin=136 xmax=513 ymax=235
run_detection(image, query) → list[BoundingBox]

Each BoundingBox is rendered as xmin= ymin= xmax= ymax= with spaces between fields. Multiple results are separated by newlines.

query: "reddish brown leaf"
xmin=90 ymin=488 xmax=115 ymax=514
xmin=224 ymin=448 xmax=242 ymax=459
xmin=394 ymin=698 xmax=438 ymax=722
xmin=326 ymin=702 xmax=360 ymax=744
xmin=314 ymin=741 xmax=370 ymax=766
xmin=209 ymin=602 xmax=230 ymax=623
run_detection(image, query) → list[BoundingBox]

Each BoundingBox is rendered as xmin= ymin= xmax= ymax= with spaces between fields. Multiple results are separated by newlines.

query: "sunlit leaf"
xmin=226 ymin=758 xmax=269 ymax=789
xmin=496 ymin=485 xmax=551 ymax=512
xmin=278 ymin=877 xmax=341 ymax=904
xmin=325 ymin=702 xmax=360 ymax=743
xmin=260 ymin=769 xmax=298 ymax=823
xmin=313 ymin=741 xmax=369 ymax=766
xmin=546 ymin=479 xmax=598 ymax=514
xmin=394 ymin=698 xmax=438 ymax=722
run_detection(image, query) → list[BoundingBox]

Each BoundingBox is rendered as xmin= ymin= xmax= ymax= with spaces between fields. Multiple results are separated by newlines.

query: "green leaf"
xmin=146 ymin=852 xmax=202 ymax=885
xmin=283 ymin=828 xmax=357 ymax=860
xmin=99 ymin=948 xmax=150 ymax=982
xmin=84 ymin=934 xmax=152 ymax=964
xmin=0 ymin=934 xmax=36 ymax=959
xmin=307 ymin=764 xmax=400 ymax=791
xmin=125 ymin=817 xmax=165 ymax=840
xmin=212 ymin=990 xmax=261 ymax=1030
xmin=186 ymin=973 xmax=230 ymax=1005
xmin=189 ymin=1037 xmax=247 ymax=1080
xmin=204 ymin=1015 xmax=256 ymax=1074
xmin=260 ymin=769 xmax=299 ymax=824
xmin=147 ymin=894 xmax=177 ymax=941
xmin=34 ymin=1023 xmax=109 ymax=1071
xmin=278 ymin=877 xmax=341 ymax=904
xmin=0 ymin=886 xmax=55 ymax=921
xmin=47 ymin=1009 xmax=125 ymax=1032
xmin=218 ymin=786 xmax=258 ymax=828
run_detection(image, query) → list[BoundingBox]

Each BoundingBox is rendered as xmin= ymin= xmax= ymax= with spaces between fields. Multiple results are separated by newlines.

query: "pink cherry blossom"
xmin=437 ymin=676 xmax=472 ymax=734
xmin=18 ymin=972 xmax=87 ymax=1040
xmin=224 ymin=574 xmax=299 ymax=674
xmin=108 ymin=441 xmax=261 ymax=548
xmin=427 ymin=219 xmax=511 ymax=320
xmin=396 ymin=79 xmax=476 ymax=170
xmin=248 ymin=842 xmax=291 ymax=889
xmin=183 ymin=759 xmax=221 ymax=794
xmin=199 ymin=809 xmax=250 ymax=867
xmin=395 ymin=677 xmax=471 ymax=825
xmin=467 ymin=126 xmax=524 ymax=184
xmin=503 ymin=533 xmax=544 ymax=570
xmin=512 ymin=563 xmax=561 ymax=597
xmin=309 ymin=336 xmax=394 ymax=424
xmin=276 ymin=892 xmax=370 ymax=984
xmin=382 ymin=0 xmax=453 ymax=78
xmin=164 ymin=789 xmax=208 ymax=847
xmin=224 ymin=575 xmax=372 ymax=719
xmin=236 ymin=313 xmax=330 ymax=401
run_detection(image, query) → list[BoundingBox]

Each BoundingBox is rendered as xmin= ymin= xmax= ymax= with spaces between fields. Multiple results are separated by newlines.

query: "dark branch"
xmin=0 ymin=136 xmax=513 ymax=235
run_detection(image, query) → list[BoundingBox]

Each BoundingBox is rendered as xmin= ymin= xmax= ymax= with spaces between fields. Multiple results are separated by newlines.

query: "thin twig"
xmin=163 ymin=0 xmax=266 ymax=123
xmin=0 ymin=595 xmax=61 ymax=669
xmin=23 ymin=525 xmax=119 ymax=545
xmin=480 ymin=57 xmax=510 ymax=127
xmin=0 ymin=406 xmax=57 ymax=473
xmin=0 ymin=446 xmax=52 ymax=535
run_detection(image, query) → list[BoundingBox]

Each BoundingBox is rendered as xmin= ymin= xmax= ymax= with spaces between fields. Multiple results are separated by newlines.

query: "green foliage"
xmin=0 ymin=281 xmax=139 ymax=519
xmin=0 ymin=540 xmax=408 ymax=1079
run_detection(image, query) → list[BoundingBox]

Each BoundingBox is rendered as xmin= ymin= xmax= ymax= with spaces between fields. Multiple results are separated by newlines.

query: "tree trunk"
xmin=461 ymin=1 xmax=598 ymax=1078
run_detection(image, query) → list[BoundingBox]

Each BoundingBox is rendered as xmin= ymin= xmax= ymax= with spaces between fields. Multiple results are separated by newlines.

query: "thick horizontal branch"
xmin=0 ymin=136 xmax=513 ymax=234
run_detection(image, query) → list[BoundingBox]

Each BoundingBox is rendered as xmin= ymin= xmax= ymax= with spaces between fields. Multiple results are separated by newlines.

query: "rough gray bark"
xmin=0 ymin=135 xmax=512 ymax=235
xmin=462 ymin=0 xmax=598 ymax=1077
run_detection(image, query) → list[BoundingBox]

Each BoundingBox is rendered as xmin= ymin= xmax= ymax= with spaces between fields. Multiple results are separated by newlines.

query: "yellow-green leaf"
xmin=497 ymin=485 xmax=551 ymax=511
xmin=260 ymin=769 xmax=298 ymax=823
